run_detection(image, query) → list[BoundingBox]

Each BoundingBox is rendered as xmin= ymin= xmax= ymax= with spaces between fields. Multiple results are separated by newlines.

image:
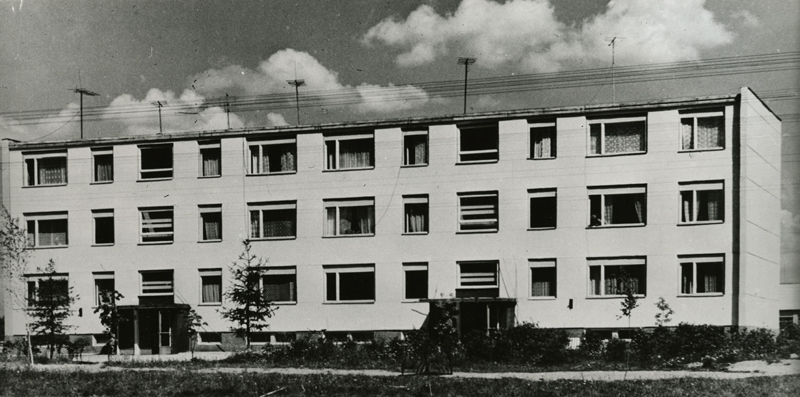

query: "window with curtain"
xmin=588 ymin=257 xmax=646 ymax=297
xmin=199 ymin=141 xmax=221 ymax=177
xmin=588 ymin=185 xmax=646 ymax=227
xmin=324 ymin=198 xmax=375 ymax=236
xmin=260 ymin=267 xmax=296 ymax=303
xmin=588 ymin=117 xmax=646 ymax=155
xmin=530 ymin=259 xmax=556 ymax=298
xmin=140 ymin=207 xmax=174 ymax=243
xmin=249 ymin=137 xmax=296 ymax=174
xmin=92 ymin=209 xmax=115 ymax=245
xmin=681 ymin=111 xmax=724 ymax=150
xmin=200 ymin=269 xmax=222 ymax=304
xmin=403 ymin=130 xmax=428 ymax=166
xmin=459 ymin=124 xmax=499 ymax=162
xmin=680 ymin=255 xmax=724 ymax=295
xmin=458 ymin=191 xmax=499 ymax=232
xmin=404 ymin=263 xmax=428 ymax=300
xmin=25 ymin=212 xmax=68 ymax=247
xmin=679 ymin=181 xmax=724 ymax=224
xmin=92 ymin=148 xmax=113 ymax=183
xmin=324 ymin=265 xmax=375 ymax=302
xmin=24 ymin=152 xmax=67 ymax=186
xmin=199 ymin=205 xmax=222 ymax=241
xmin=403 ymin=195 xmax=428 ymax=234
xmin=139 ymin=145 xmax=173 ymax=179
xmin=530 ymin=123 xmax=556 ymax=159
xmin=324 ymin=133 xmax=374 ymax=170
xmin=529 ymin=189 xmax=557 ymax=229
xmin=249 ymin=201 xmax=296 ymax=239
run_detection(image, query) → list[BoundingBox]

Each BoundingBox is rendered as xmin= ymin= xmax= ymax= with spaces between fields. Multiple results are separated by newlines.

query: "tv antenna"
xmin=457 ymin=57 xmax=476 ymax=114
xmin=151 ymin=100 xmax=167 ymax=134
xmin=287 ymin=79 xmax=306 ymax=125
xmin=72 ymin=87 xmax=100 ymax=139
xmin=605 ymin=37 xmax=624 ymax=102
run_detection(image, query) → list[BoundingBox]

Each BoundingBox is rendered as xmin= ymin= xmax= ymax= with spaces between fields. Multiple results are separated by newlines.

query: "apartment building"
xmin=0 ymin=87 xmax=782 ymax=354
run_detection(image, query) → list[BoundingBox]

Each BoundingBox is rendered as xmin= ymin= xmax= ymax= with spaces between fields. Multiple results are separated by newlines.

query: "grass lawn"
xmin=1 ymin=368 xmax=798 ymax=397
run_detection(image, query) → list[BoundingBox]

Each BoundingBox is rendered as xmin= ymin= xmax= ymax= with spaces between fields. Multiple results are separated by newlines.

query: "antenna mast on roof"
xmin=457 ymin=57 xmax=476 ymax=114
xmin=287 ymin=79 xmax=306 ymax=125
xmin=151 ymin=100 xmax=167 ymax=134
xmin=73 ymin=87 xmax=100 ymax=140
xmin=225 ymin=94 xmax=231 ymax=130
xmin=606 ymin=37 xmax=624 ymax=103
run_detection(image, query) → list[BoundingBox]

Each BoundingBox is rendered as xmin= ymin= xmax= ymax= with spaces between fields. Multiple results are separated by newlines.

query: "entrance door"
xmin=158 ymin=310 xmax=172 ymax=355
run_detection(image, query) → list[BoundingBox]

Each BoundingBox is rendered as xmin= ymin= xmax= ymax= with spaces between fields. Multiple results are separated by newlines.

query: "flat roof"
xmin=8 ymin=92 xmax=739 ymax=151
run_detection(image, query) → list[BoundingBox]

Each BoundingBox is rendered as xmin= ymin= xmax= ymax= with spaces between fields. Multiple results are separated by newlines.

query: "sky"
xmin=0 ymin=0 xmax=798 ymax=281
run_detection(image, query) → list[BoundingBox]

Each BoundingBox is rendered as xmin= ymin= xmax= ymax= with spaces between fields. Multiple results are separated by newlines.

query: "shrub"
xmin=777 ymin=323 xmax=800 ymax=357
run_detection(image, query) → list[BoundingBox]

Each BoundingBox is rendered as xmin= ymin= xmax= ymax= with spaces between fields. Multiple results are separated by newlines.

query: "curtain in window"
xmin=703 ymin=271 xmax=718 ymax=293
xmin=249 ymin=147 xmax=261 ymax=173
xmin=589 ymin=267 xmax=601 ymax=295
xmin=202 ymin=276 xmax=221 ymax=303
xmin=202 ymin=153 xmax=220 ymax=176
xmin=681 ymin=119 xmax=694 ymax=150
xmin=339 ymin=140 xmax=371 ymax=168
xmin=697 ymin=117 xmax=722 ymax=149
xmin=39 ymin=158 xmax=66 ymax=184
xmin=681 ymin=264 xmax=693 ymax=294
xmin=605 ymin=122 xmax=644 ymax=153
xmin=413 ymin=139 xmax=426 ymax=164
xmin=95 ymin=156 xmax=113 ymax=181
xmin=589 ymin=125 xmax=601 ymax=154
xmin=280 ymin=150 xmax=295 ymax=171
xmin=533 ymin=129 xmax=552 ymax=158
xmin=264 ymin=210 xmax=294 ymax=237
xmin=682 ymin=192 xmax=693 ymax=222
xmin=39 ymin=219 xmax=67 ymax=246
xmin=705 ymin=191 xmax=720 ymax=221
xmin=203 ymin=215 xmax=221 ymax=240
xmin=603 ymin=196 xmax=614 ymax=225
xmin=531 ymin=277 xmax=551 ymax=297
xmin=339 ymin=206 xmax=374 ymax=234
xmin=633 ymin=196 xmax=643 ymax=223
xmin=325 ymin=208 xmax=336 ymax=235
xmin=263 ymin=276 xmax=295 ymax=302
xmin=250 ymin=211 xmax=261 ymax=238
xmin=406 ymin=205 xmax=426 ymax=233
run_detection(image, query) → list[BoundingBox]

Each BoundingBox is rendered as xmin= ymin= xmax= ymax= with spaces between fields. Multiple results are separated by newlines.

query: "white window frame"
xmin=91 ymin=147 xmax=113 ymax=183
xmin=140 ymin=270 xmax=174 ymax=296
xmin=458 ymin=124 xmax=499 ymax=163
xmin=93 ymin=272 xmax=114 ymax=307
xmin=529 ymin=188 xmax=557 ymax=230
xmin=403 ymin=195 xmax=429 ymax=235
xmin=199 ymin=268 xmax=222 ymax=305
xmin=529 ymin=259 xmax=556 ymax=299
xmin=587 ymin=257 xmax=647 ymax=298
xmin=23 ymin=151 xmax=68 ymax=187
xmin=403 ymin=129 xmax=428 ymax=166
xmin=587 ymin=116 xmax=646 ymax=156
xmin=679 ymin=110 xmax=725 ymax=151
xmin=457 ymin=191 xmax=499 ymax=233
xmin=323 ymin=198 xmax=375 ymax=237
xmin=25 ymin=212 xmax=69 ymax=248
xmin=139 ymin=144 xmax=173 ymax=180
xmin=529 ymin=122 xmax=556 ymax=159
xmin=199 ymin=140 xmax=221 ymax=177
xmin=92 ymin=209 xmax=115 ymax=246
xmin=403 ymin=263 xmax=428 ymax=301
xmin=678 ymin=181 xmax=724 ymax=225
xmin=249 ymin=201 xmax=297 ymax=240
xmin=324 ymin=133 xmax=374 ymax=171
xmin=588 ymin=185 xmax=647 ymax=227
xmin=139 ymin=207 xmax=174 ymax=244
xmin=198 ymin=204 xmax=223 ymax=242
xmin=324 ymin=265 xmax=375 ymax=303
xmin=457 ymin=261 xmax=499 ymax=289
xmin=198 ymin=332 xmax=223 ymax=345
xmin=248 ymin=137 xmax=297 ymax=175
xmin=678 ymin=255 xmax=725 ymax=296
xmin=260 ymin=267 xmax=297 ymax=304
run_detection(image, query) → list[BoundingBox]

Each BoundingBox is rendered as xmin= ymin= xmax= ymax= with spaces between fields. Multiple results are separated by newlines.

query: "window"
xmin=459 ymin=124 xmax=498 ymax=162
xmin=199 ymin=205 xmax=222 ymax=241
xmin=93 ymin=272 xmax=114 ymax=306
xmin=199 ymin=141 xmax=221 ymax=177
xmin=588 ymin=185 xmax=646 ymax=227
xmin=249 ymin=201 xmax=296 ymax=239
xmin=139 ymin=144 xmax=173 ymax=180
xmin=24 ymin=151 xmax=67 ymax=186
xmin=588 ymin=117 xmax=646 ymax=155
xmin=681 ymin=110 xmax=724 ymax=150
xmin=92 ymin=148 xmax=113 ymax=183
xmin=324 ymin=133 xmax=374 ymax=170
xmin=679 ymin=181 xmax=724 ymax=224
xmin=588 ymin=257 xmax=646 ymax=297
xmin=199 ymin=332 xmax=222 ymax=344
xmin=458 ymin=191 xmax=498 ymax=232
xmin=141 ymin=270 xmax=173 ymax=295
xmin=457 ymin=261 xmax=499 ymax=298
xmin=679 ymin=255 xmax=724 ymax=295
xmin=261 ymin=267 xmax=297 ymax=303
xmin=249 ymin=137 xmax=296 ymax=174
xmin=139 ymin=207 xmax=174 ymax=243
xmin=26 ymin=274 xmax=69 ymax=306
xmin=404 ymin=263 xmax=428 ymax=300
xmin=403 ymin=195 xmax=428 ymax=234
xmin=324 ymin=198 xmax=375 ymax=236
xmin=403 ymin=130 xmax=428 ymax=166
xmin=530 ymin=122 xmax=556 ymax=159
xmin=26 ymin=212 xmax=68 ymax=247
xmin=199 ymin=269 xmax=222 ymax=304
xmin=529 ymin=189 xmax=556 ymax=229
xmin=530 ymin=259 xmax=556 ymax=298
xmin=324 ymin=265 xmax=375 ymax=302
xmin=92 ymin=209 xmax=114 ymax=245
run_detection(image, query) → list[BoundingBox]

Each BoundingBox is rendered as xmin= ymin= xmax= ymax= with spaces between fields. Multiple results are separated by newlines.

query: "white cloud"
xmin=363 ymin=0 xmax=734 ymax=72
xmin=731 ymin=10 xmax=760 ymax=28
xmin=0 ymin=104 xmax=80 ymax=142
xmin=355 ymin=83 xmax=430 ymax=113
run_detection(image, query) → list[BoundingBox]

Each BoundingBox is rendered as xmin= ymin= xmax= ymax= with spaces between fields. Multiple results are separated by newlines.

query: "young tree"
xmin=616 ymin=272 xmax=639 ymax=376
xmin=654 ymin=297 xmax=674 ymax=327
xmin=93 ymin=289 xmax=124 ymax=356
xmin=0 ymin=206 xmax=34 ymax=365
xmin=28 ymin=259 xmax=77 ymax=359
xmin=183 ymin=308 xmax=207 ymax=359
xmin=220 ymin=240 xmax=276 ymax=350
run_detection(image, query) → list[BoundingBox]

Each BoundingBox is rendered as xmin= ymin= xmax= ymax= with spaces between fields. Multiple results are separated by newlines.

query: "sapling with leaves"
xmin=94 ymin=289 xmax=125 ymax=355
xmin=184 ymin=308 xmax=207 ymax=359
xmin=654 ymin=297 xmax=674 ymax=327
xmin=0 ymin=206 xmax=34 ymax=365
xmin=28 ymin=259 xmax=78 ymax=360
xmin=615 ymin=272 xmax=639 ymax=376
